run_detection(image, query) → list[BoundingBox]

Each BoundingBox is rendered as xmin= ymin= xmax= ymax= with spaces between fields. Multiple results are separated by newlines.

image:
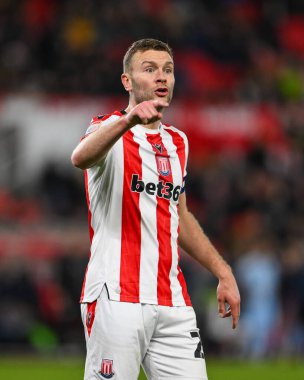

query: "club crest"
xmin=156 ymin=156 xmax=170 ymax=176
xmin=98 ymin=359 xmax=115 ymax=379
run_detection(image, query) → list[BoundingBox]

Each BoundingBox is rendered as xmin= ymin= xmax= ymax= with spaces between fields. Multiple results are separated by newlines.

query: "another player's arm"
xmin=71 ymin=100 xmax=168 ymax=170
xmin=178 ymin=192 xmax=241 ymax=329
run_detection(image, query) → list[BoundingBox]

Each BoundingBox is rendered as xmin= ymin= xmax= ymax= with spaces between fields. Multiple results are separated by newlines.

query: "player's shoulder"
xmin=84 ymin=110 xmax=124 ymax=138
xmin=163 ymin=123 xmax=188 ymax=143
xmin=87 ymin=110 xmax=123 ymax=131
xmin=90 ymin=110 xmax=124 ymax=125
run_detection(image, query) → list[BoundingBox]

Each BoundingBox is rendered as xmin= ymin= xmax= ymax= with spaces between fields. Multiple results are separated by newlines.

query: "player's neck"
xmin=141 ymin=120 xmax=161 ymax=130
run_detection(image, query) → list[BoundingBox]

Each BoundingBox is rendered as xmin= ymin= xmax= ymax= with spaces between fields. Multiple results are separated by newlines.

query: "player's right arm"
xmin=71 ymin=100 xmax=168 ymax=170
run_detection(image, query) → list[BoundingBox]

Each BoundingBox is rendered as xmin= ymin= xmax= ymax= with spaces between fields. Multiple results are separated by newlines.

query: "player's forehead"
xmin=131 ymin=49 xmax=174 ymax=69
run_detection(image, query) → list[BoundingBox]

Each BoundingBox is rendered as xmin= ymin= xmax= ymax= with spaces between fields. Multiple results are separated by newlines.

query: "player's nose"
xmin=155 ymin=69 xmax=167 ymax=82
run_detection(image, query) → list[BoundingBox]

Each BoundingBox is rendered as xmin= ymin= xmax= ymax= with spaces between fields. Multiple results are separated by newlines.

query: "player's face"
xmin=126 ymin=50 xmax=175 ymax=105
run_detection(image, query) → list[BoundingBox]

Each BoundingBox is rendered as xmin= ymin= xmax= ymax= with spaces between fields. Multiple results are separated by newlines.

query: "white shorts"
xmin=81 ymin=286 xmax=208 ymax=380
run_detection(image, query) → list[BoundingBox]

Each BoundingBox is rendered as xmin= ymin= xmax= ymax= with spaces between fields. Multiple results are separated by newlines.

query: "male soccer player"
xmin=71 ymin=38 xmax=240 ymax=380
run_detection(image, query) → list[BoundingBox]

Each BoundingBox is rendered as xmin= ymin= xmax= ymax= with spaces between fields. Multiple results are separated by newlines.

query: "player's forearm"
xmin=179 ymin=210 xmax=232 ymax=280
xmin=71 ymin=116 xmax=131 ymax=170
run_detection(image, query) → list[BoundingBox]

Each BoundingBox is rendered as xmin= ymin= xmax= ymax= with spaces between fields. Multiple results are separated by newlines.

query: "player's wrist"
xmin=120 ymin=114 xmax=136 ymax=130
xmin=123 ymin=114 xmax=139 ymax=130
xmin=216 ymin=264 xmax=233 ymax=281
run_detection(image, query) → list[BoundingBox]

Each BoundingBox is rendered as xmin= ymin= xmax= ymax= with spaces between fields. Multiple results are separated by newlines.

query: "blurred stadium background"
xmin=1 ymin=0 xmax=304 ymax=379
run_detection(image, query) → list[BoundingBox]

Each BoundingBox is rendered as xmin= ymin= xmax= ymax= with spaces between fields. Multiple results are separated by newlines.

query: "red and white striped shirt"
xmin=80 ymin=110 xmax=191 ymax=307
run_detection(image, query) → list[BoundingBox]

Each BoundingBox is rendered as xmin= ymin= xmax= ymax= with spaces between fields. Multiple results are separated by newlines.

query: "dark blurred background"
xmin=0 ymin=0 xmax=304 ymax=360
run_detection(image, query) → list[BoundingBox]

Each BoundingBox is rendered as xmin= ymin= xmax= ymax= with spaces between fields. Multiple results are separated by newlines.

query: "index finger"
xmin=231 ymin=301 xmax=241 ymax=329
xmin=152 ymin=100 xmax=169 ymax=108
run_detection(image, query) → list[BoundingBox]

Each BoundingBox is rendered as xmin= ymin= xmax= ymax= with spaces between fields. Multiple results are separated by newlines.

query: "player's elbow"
xmin=71 ymin=148 xmax=87 ymax=170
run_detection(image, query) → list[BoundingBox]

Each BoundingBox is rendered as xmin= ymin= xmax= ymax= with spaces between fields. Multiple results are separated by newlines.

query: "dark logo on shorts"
xmin=98 ymin=359 xmax=114 ymax=379
xmin=86 ymin=312 xmax=92 ymax=328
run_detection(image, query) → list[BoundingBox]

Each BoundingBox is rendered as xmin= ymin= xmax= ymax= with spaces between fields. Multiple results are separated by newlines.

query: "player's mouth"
xmin=155 ymin=87 xmax=169 ymax=97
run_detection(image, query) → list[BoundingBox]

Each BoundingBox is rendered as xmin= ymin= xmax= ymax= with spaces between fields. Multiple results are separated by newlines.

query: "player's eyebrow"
xmin=141 ymin=60 xmax=174 ymax=66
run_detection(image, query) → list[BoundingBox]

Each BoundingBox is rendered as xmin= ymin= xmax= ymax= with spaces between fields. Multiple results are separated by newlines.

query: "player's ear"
xmin=121 ymin=73 xmax=132 ymax=92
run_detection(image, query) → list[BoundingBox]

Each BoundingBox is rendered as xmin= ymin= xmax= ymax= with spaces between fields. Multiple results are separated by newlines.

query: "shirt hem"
xmin=80 ymin=282 xmax=192 ymax=306
xmin=80 ymin=294 xmax=192 ymax=307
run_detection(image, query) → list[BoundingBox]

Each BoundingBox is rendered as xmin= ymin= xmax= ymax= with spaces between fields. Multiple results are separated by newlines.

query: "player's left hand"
xmin=217 ymin=272 xmax=241 ymax=329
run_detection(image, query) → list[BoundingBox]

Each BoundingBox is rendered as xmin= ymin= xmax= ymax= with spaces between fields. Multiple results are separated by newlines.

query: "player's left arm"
xmin=178 ymin=192 xmax=241 ymax=329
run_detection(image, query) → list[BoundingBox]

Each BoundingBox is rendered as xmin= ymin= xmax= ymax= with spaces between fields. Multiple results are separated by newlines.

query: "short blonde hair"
xmin=123 ymin=38 xmax=173 ymax=73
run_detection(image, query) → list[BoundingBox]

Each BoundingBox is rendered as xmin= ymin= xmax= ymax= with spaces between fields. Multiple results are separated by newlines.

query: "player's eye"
xmin=165 ymin=68 xmax=173 ymax=74
xmin=145 ymin=67 xmax=154 ymax=73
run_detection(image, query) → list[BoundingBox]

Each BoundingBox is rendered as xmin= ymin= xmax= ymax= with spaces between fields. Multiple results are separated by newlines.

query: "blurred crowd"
xmin=0 ymin=0 xmax=304 ymax=360
xmin=0 ymin=0 xmax=303 ymax=101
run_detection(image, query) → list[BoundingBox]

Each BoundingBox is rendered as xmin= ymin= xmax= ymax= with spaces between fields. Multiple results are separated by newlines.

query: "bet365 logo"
xmin=131 ymin=174 xmax=181 ymax=201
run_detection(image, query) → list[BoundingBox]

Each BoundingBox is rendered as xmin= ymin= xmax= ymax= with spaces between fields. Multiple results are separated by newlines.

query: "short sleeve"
xmin=82 ymin=114 xmax=113 ymax=140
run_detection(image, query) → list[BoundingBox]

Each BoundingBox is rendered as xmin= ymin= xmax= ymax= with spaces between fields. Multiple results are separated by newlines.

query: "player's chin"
xmin=154 ymin=93 xmax=172 ymax=104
